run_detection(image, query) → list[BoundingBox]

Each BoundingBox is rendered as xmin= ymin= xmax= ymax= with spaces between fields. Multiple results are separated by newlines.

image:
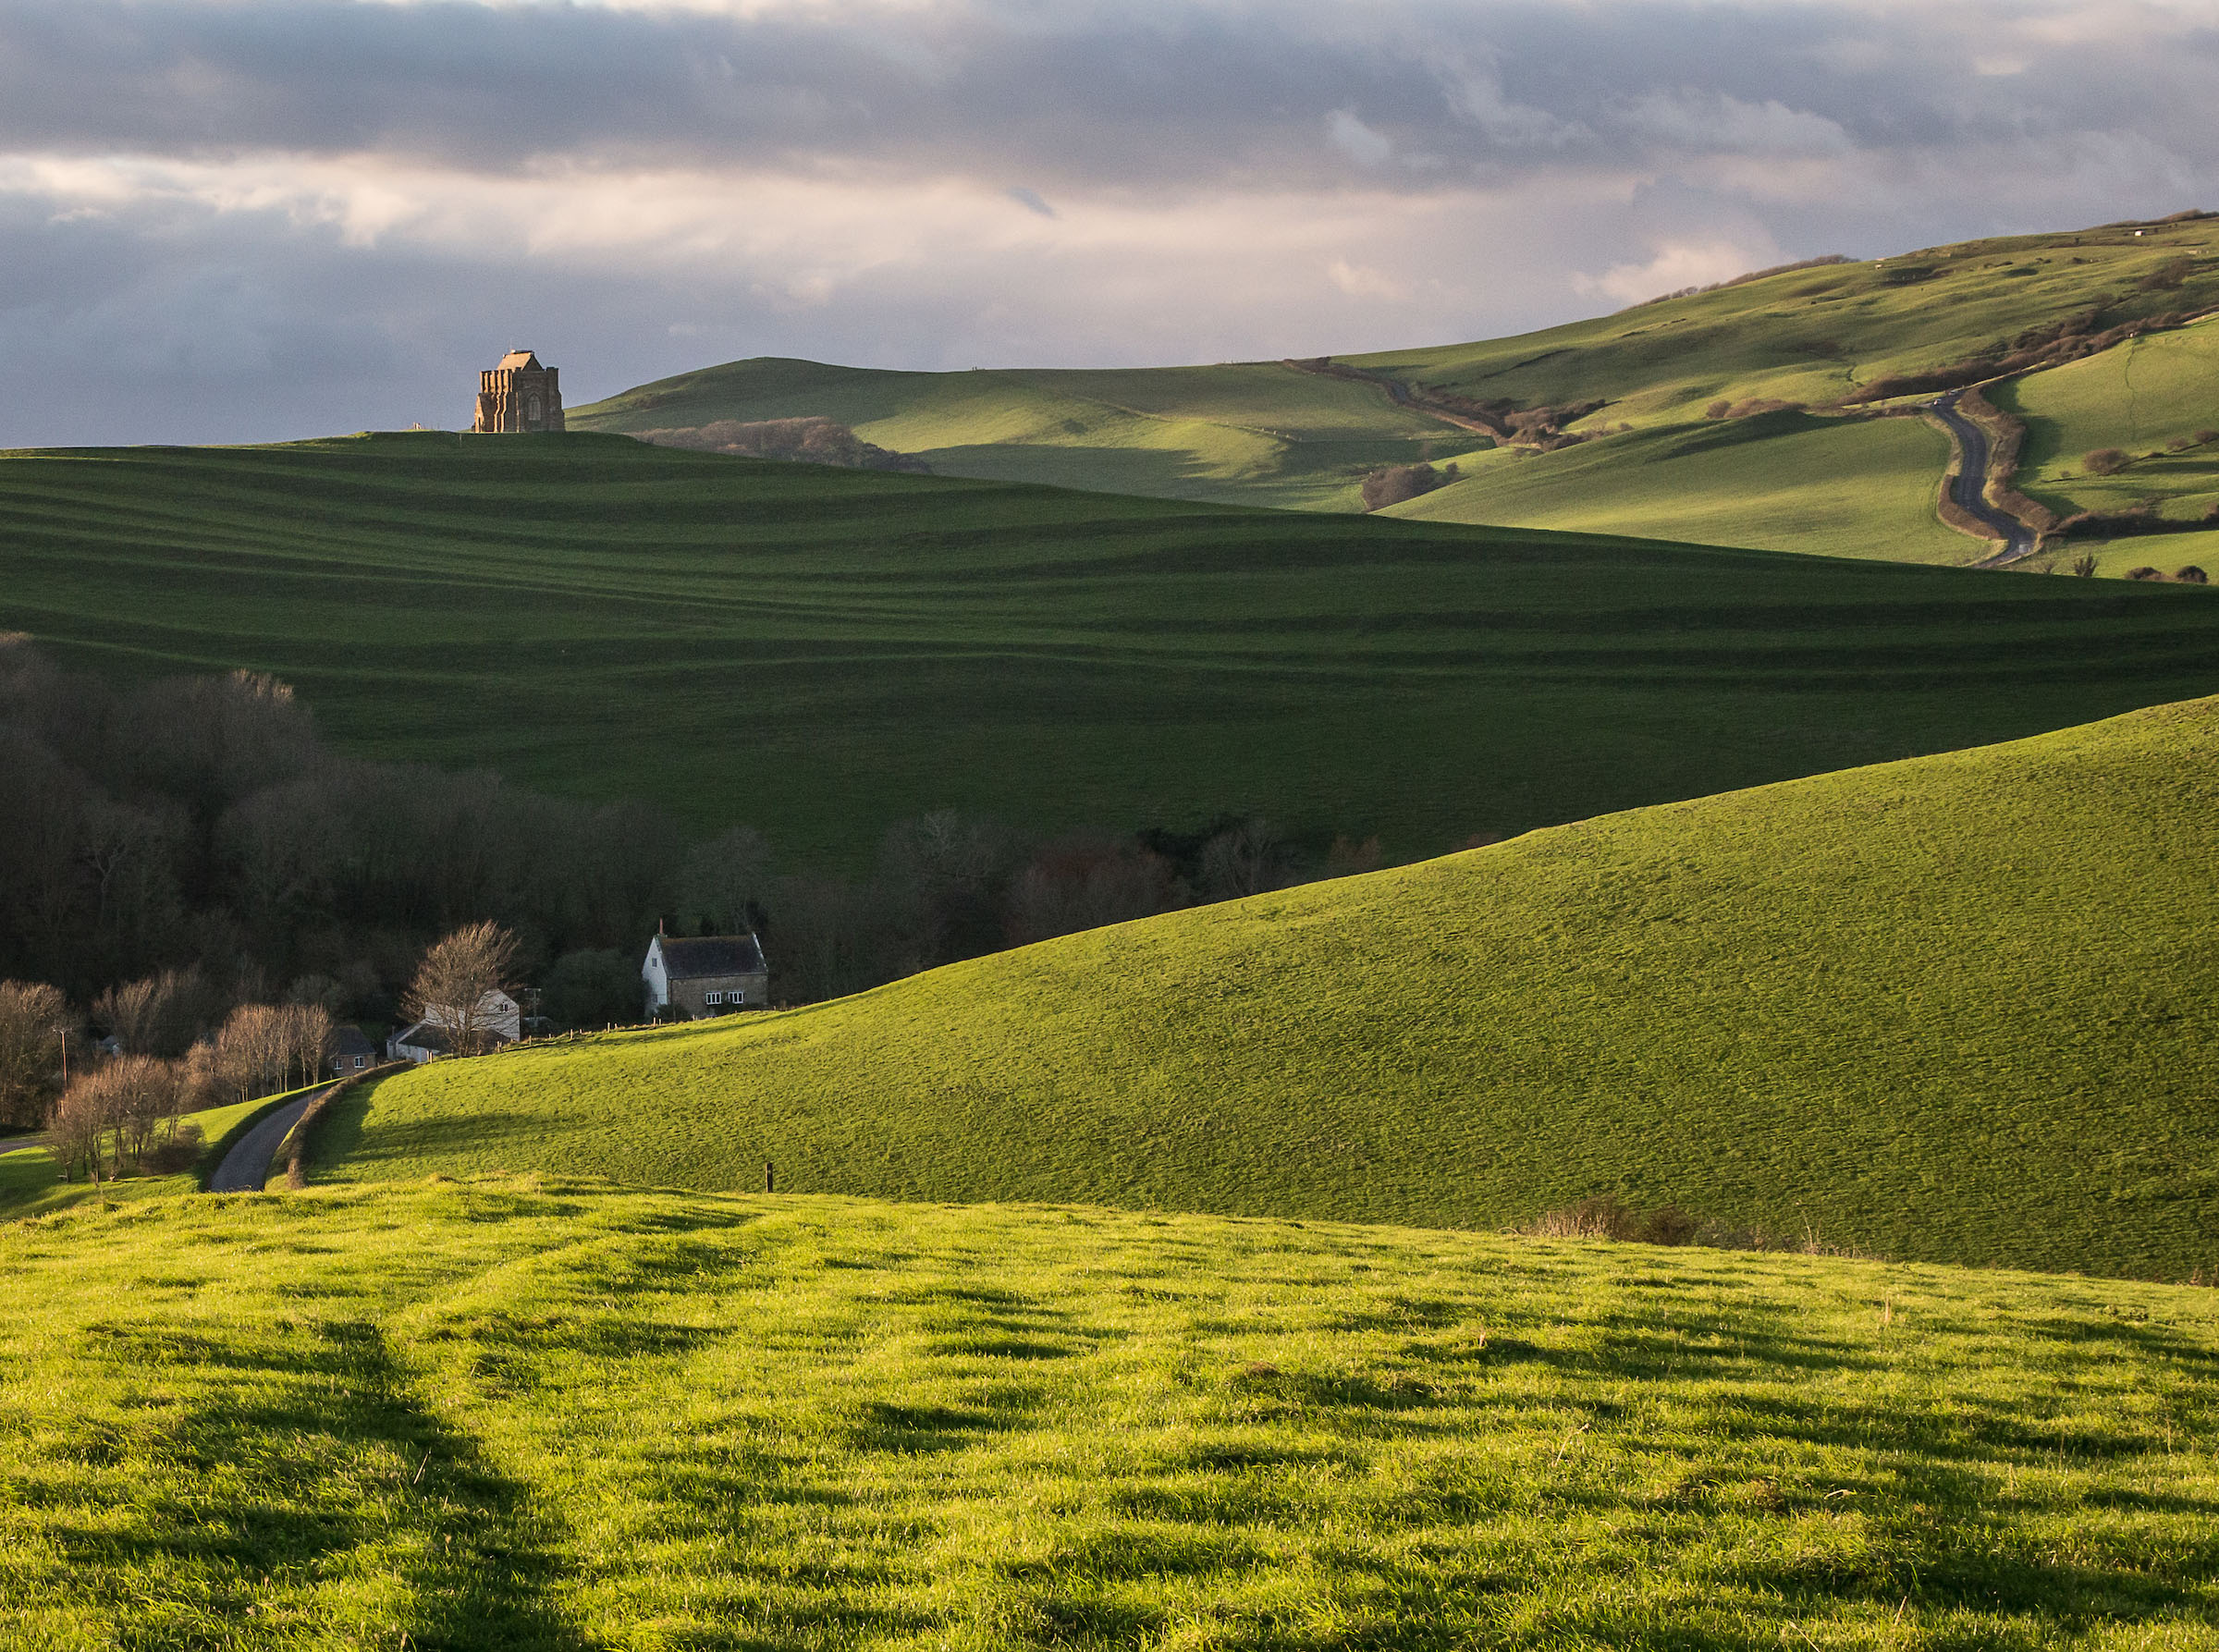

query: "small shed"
xmin=643 ymin=934 xmax=769 ymax=1020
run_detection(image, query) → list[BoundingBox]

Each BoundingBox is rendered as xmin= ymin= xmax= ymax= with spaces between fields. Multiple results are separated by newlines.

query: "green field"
xmin=1997 ymin=315 xmax=2219 ymax=536
xmin=0 ymin=1085 xmax=322 ymax=1220
xmin=5 ymin=433 xmax=2218 ymax=855
xmin=573 ymin=356 xmax=1481 ymax=513
xmin=6 ymin=1180 xmax=2218 ymax=1648
xmin=574 ymin=214 xmax=2219 ymax=569
xmin=1385 ymin=410 xmax=1970 ymax=563
xmin=314 ymin=695 xmax=2219 ymax=1281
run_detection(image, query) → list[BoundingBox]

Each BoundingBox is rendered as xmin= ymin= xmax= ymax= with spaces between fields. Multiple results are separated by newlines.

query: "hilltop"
xmin=5 ymin=1181 xmax=2217 ymax=1646
xmin=5 ymin=434 xmax=2214 ymax=856
xmin=573 ymin=212 xmax=2219 ymax=569
xmin=314 ymin=695 xmax=2219 ymax=1281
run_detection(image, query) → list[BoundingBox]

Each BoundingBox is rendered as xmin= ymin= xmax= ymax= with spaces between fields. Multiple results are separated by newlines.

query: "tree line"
xmin=0 ymin=638 xmax=1398 ymax=1131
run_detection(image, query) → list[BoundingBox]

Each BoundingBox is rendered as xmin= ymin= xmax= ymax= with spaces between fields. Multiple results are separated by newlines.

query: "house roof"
xmin=657 ymin=934 xmax=767 ymax=980
xmin=392 ymin=1020 xmax=514 ymax=1055
xmin=391 ymin=1020 xmax=453 ymax=1054
xmin=332 ymin=1025 xmax=376 ymax=1057
xmin=497 ymin=349 xmax=543 ymax=370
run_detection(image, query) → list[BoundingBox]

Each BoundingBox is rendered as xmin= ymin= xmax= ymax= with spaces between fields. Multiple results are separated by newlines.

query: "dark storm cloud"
xmin=0 ymin=0 xmax=2211 ymax=187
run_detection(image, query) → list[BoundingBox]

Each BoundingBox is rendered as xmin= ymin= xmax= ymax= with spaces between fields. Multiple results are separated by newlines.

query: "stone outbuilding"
xmin=643 ymin=934 xmax=769 ymax=1020
xmin=472 ymin=349 xmax=565 ymax=434
xmin=327 ymin=1024 xmax=379 ymax=1077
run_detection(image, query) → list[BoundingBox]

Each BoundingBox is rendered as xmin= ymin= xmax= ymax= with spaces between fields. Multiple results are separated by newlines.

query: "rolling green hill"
xmin=572 ymin=214 xmax=2219 ymax=568
xmin=5 ymin=434 xmax=2216 ymax=856
xmin=1383 ymin=409 xmax=1970 ymax=563
xmin=6 ymin=1181 xmax=2218 ymax=1647
xmin=314 ymin=694 xmax=2219 ymax=1281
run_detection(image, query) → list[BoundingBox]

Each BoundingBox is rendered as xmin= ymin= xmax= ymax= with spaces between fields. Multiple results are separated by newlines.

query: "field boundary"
xmin=279 ymin=1063 xmax=408 ymax=1190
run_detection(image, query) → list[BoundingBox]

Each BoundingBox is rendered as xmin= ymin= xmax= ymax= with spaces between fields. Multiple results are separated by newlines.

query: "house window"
xmin=705 ymin=990 xmax=723 ymax=1006
xmin=353 ymin=1056 xmax=365 ymax=1071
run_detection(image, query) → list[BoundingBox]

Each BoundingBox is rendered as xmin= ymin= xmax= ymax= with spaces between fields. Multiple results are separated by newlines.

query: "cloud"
xmin=0 ymin=0 xmax=2213 ymax=443
xmin=1573 ymin=239 xmax=1780 ymax=309
xmin=1327 ymin=110 xmax=1394 ymax=167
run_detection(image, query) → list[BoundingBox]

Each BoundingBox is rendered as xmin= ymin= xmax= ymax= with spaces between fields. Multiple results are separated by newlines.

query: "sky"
xmin=4 ymin=0 xmax=2216 ymax=446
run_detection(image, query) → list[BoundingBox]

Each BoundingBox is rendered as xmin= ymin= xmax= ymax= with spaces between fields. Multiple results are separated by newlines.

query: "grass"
xmin=5 ymin=1178 xmax=2218 ymax=1647
xmin=572 ymin=214 xmax=2219 ymax=564
xmin=1994 ymin=315 xmax=2219 ymax=533
xmin=316 ymin=695 xmax=2219 ymax=1281
xmin=571 ymin=357 xmax=1485 ymax=513
xmin=0 ymin=1085 xmax=325 ymax=1220
xmin=1384 ymin=409 xmax=1973 ymax=563
xmin=6 ymin=434 xmax=2219 ymax=856
xmin=1353 ymin=217 xmax=2219 ymax=426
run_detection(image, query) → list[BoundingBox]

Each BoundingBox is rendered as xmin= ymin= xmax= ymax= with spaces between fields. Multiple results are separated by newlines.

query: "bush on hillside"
xmin=2126 ymin=566 xmax=2164 ymax=581
xmin=2137 ymin=257 xmax=2196 ymax=293
xmin=2176 ymin=566 xmax=2209 ymax=585
xmin=1360 ymin=462 xmax=1456 ymax=511
xmin=2084 ymin=448 xmax=2132 ymax=475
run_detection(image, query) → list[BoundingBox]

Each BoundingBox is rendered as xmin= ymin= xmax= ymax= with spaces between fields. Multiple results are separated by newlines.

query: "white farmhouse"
xmin=387 ymin=989 xmax=522 ymax=1064
xmin=643 ymin=934 xmax=769 ymax=1020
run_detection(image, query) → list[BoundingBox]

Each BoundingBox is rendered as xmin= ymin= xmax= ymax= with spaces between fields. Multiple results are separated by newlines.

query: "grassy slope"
xmin=1994 ymin=315 xmax=2219 ymax=574
xmin=317 ymin=696 xmax=2219 ymax=1281
xmin=6 ymin=1180 xmax=2217 ymax=1648
xmin=574 ymin=215 xmax=2219 ymax=567
xmin=6 ymin=435 xmax=2218 ymax=853
xmin=570 ymin=356 xmax=1483 ymax=513
xmin=1386 ymin=410 xmax=1969 ymax=563
xmin=0 ymin=1087 xmax=316 ymax=1219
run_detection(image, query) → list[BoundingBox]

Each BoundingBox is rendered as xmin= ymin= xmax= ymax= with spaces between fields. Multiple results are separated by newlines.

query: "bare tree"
xmin=0 ymin=980 xmax=71 ymax=1129
xmin=403 ymin=922 xmax=521 ymax=1057
xmin=280 ymin=1004 xmax=334 ymax=1089
xmin=213 ymin=1004 xmax=288 ymax=1103
xmin=49 ymin=1075 xmax=114 ymax=1183
xmin=1004 ymin=834 xmax=1180 ymax=946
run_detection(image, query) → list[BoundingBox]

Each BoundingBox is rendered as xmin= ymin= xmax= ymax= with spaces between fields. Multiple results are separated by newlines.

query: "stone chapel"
xmin=472 ymin=349 xmax=565 ymax=434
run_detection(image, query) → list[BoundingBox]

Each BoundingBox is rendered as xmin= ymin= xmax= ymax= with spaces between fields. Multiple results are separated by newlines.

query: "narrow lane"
xmin=1931 ymin=390 xmax=2038 ymax=567
xmin=206 ymin=1087 xmax=331 ymax=1193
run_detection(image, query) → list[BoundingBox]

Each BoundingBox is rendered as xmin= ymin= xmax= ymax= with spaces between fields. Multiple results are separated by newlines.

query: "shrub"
xmin=2069 ymin=554 xmax=2100 ymax=578
xmin=2126 ymin=566 xmax=2163 ymax=581
xmin=142 ymin=1122 xmax=204 ymax=1175
xmin=2196 ymin=429 xmax=2219 ymax=447
xmin=1703 ymin=400 xmax=1732 ymax=420
xmin=2084 ymin=448 xmax=2132 ymax=476
xmin=2136 ymin=256 xmax=2195 ymax=293
xmin=2176 ymin=566 xmax=2209 ymax=585
xmin=1359 ymin=463 xmax=1448 ymax=511
xmin=1524 ymin=1195 xmax=1699 ymax=1246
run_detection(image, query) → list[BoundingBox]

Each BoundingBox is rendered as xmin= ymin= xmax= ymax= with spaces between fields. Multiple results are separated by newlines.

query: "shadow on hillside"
xmin=76 ymin=1315 xmax=587 ymax=1646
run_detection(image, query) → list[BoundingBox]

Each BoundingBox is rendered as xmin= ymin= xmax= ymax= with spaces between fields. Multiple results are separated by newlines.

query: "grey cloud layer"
xmin=2 ymin=0 xmax=2213 ymax=185
xmin=4 ymin=0 xmax=2218 ymax=447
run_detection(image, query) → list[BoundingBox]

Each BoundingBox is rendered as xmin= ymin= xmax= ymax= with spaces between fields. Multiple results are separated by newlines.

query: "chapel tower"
xmin=472 ymin=349 xmax=565 ymax=433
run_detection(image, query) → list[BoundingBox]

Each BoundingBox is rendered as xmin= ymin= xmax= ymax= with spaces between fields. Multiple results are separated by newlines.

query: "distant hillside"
xmin=6 ymin=434 xmax=2213 ymax=858
xmin=572 ymin=212 xmax=2219 ymax=569
xmin=316 ymin=695 xmax=2219 ymax=1281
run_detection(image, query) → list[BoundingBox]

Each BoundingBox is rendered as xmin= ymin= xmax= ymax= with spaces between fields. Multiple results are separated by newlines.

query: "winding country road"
xmin=1931 ymin=391 xmax=2038 ymax=567
xmin=206 ymin=1085 xmax=333 ymax=1193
